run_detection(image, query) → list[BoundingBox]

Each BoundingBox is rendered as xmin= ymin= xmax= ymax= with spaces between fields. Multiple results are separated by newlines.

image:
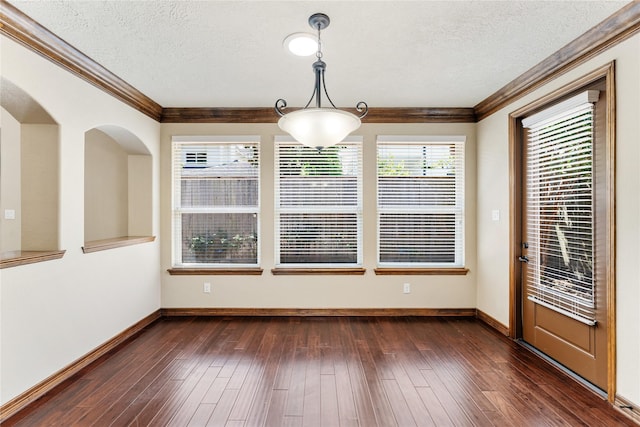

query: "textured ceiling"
xmin=9 ymin=1 xmax=629 ymax=109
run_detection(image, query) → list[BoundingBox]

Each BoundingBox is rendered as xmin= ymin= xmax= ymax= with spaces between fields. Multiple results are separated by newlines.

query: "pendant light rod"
xmin=275 ymin=13 xmax=368 ymax=119
xmin=274 ymin=13 xmax=368 ymax=150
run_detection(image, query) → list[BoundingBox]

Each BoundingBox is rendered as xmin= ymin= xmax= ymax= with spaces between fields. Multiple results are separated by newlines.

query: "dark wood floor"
xmin=5 ymin=316 xmax=637 ymax=426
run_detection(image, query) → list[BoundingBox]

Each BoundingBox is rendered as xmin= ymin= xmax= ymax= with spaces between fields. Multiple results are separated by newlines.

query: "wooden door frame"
xmin=508 ymin=62 xmax=616 ymax=402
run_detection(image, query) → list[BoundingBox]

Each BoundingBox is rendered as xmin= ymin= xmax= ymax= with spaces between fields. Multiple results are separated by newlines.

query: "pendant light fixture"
xmin=275 ymin=13 xmax=368 ymax=150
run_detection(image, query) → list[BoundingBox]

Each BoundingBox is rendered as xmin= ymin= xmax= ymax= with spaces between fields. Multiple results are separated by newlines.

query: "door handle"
xmin=518 ymin=255 xmax=529 ymax=263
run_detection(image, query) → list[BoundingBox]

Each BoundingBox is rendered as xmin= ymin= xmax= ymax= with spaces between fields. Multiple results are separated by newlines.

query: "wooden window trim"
xmin=82 ymin=236 xmax=155 ymax=254
xmin=374 ymin=267 xmax=469 ymax=276
xmin=167 ymin=268 xmax=264 ymax=276
xmin=0 ymin=250 xmax=66 ymax=269
xmin=271 ymin=268 xmax=366 ymax=276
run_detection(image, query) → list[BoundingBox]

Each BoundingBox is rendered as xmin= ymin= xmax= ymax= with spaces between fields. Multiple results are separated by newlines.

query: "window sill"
xmin=374 ymin=267 xmax=469 ymax=275
xmin=271 ymin=268 xmax=366 ymax=275
xmin=167 ymin=267 xmax=264 ymax=276
xmin=0 ymin=250 xmax=66 ymax=269
xmin=82 ymin=236 xmax=156 ymax=253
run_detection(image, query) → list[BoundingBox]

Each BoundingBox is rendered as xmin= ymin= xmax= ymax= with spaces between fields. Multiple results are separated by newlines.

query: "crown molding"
xmin=474 ymin=1 xmax=640 ymax=121
xmin=161 ymin=107 xmax=477 ymax=123
xmin=161 ymin=107 xmax=278 ymax=123
xmin=3 ymin=0 xmax=639 ymax=125
xmin=0 ymin=0 xmax=163 ymax=121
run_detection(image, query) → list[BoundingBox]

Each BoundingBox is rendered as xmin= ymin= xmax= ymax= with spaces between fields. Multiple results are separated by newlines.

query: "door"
xmin=520 ymin=86 xmax=608 ymax=390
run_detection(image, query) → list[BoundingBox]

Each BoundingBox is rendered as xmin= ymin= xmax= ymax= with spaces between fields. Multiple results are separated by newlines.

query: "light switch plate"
xmin=4 ymin=209 xmax=16 ymax=220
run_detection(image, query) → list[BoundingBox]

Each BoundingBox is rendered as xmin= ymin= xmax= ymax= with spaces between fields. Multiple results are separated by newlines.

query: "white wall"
xmin=128 ymin=155 xmax=153 ymax=237
xmin=84 ymin=129 xmax=129 ymax=241
xmin=21 ymin=124 xmax=59 ymax=250
xmin=161 ymin=123 xmax=478 ymax=310
xmin=476 ymin=34 xmax=640 ymax=405
xmin=0 ymin=108 xmax=22 ymax=252
xmin=0 ymin=35 xmax=162 ymax=404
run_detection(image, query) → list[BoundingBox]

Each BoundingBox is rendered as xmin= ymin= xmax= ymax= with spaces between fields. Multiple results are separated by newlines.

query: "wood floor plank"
xmin=320 ymin=374 xmax=340 ymax=427
xmin=201 ymin=376 xmax=230 ymax=405
xmin=332 ymin=343 xmax=358 ymax=426
xmin=205 ymin=388 xmax=240 ymax=426
xmin=124 ymin=319 xmax=228 ymax=426
xmin=302 ymin=333 xmax=322 ymax=427
xmin=186 ymin=403 xmax=215 ymax=426
xmin=415 ymin=321 xmax=498 ymax=426
xmin=384 ymin=352 xmax=435 ymax=426
xmin=107 ymin=357 xmax=190 ymax=426
xmin=480 ymin=367 xmax=569 ymax=425
xmin=273 ymin=332 xmax=298 ymax=390
xmin=283 ymin=415 xmax=304 ymax=427
xmin=416 ymin=385 xmax=455 ymax=426
xmin=382 ymin=378 xmax=417 ymax=426
xmin=284 ymin=347 xmax=307 ymax=417
xmin=335 ymin=318 xmax=378 ymax=426
xmin=420 ymin=367 xmax=475 ymax=426
xmin=81 ymin=348 xmax=185 ymax=425
xmin=352 ymin=330 xmax=398 ymax=426
xmin=228 ymin=320 xmax=279 ymax=422
xmin=166 ymin=366 xmax=222 ymax=426
xmin=264 ymin=389 xmax=288 ymax=426
xmin=5 ymin=316 xmax=637 ymax=427
xmin=246 ymin=321 xmax=289 ymax=425
xmin=482 ymin=390 xmax=531 ymax=426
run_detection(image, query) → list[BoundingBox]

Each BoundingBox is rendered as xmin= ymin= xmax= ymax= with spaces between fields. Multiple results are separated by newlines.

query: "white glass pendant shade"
xmin=277 ymin=108 xmax=361 ymax=150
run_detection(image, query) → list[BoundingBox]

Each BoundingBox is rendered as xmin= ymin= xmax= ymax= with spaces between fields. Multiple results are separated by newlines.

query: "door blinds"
xmin=522 ymin=91 xmax=599 ymax=325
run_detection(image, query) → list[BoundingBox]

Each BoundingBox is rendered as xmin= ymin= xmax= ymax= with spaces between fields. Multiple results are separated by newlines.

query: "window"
xmin=377 ymin=136 xmax=465 ymax=267
xmin=185 ymin=151 xmax=207 ymax=167
xmin=172 ymin=136 xmax=260 ymax=267
xmin=275 ymin=137 xmax=362 ymax=266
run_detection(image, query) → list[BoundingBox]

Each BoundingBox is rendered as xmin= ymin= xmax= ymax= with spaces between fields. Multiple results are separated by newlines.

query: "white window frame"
xmin=172 ymin=135 xmax=261 ymax=267
xmin=376 ymin=135 xmax=465 ymax=268
xmin=274 ymin=136 xmax=363 ymax=268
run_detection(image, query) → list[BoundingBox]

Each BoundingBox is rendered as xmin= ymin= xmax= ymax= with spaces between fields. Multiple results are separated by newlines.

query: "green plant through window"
xmin=188 ymin=230 xmax=257 ymax=262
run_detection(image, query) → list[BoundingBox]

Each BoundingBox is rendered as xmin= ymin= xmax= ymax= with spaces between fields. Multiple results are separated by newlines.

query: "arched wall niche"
xmin=0 ymin=77 xmax=60 ymax=259
xmin=0 ymin=77 xmax=57 ymax=125
xmin=94 ymin=124 xmax=151 ymax=155
xmin=84 ymin=125 xmax=152 ymax=247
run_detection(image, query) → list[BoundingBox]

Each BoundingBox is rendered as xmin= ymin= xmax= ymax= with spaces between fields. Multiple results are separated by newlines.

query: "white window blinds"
xmin=172 ymin=136 xmax=260 ymax=266
xmin=275 ymin=137 xmax=362 ymax=266
xmin=523 ymin=91 xmax=599 ymax=324
xmin=377 ymin=136 xmax=465 ymax=267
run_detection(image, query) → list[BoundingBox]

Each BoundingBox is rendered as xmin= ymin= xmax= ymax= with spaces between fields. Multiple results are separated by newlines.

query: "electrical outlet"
xmin=203 ymin=282 xmax=211 ymax=293
xmin=403 ymin=283 xmax=411 ymax=294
